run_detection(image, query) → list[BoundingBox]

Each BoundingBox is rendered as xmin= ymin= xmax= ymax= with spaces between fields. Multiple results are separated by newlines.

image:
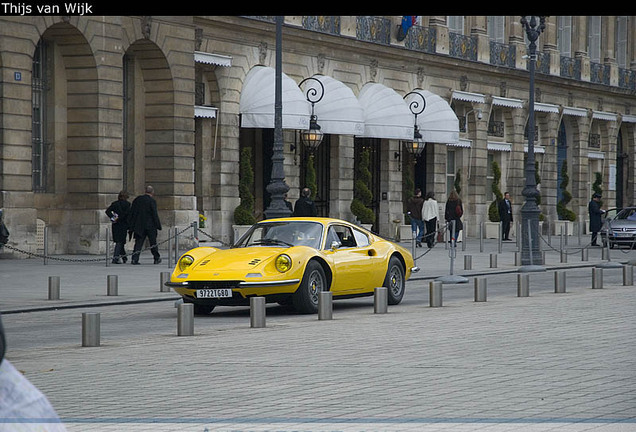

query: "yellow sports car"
xmin=166 ymin=217 xmax=417 ymax=315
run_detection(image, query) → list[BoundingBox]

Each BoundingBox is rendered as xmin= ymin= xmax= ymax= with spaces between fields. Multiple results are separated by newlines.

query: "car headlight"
xmin=178 ymin=254 xmax=195 ymax=272
xmin=275 ymin=254 xmax=292 ymax=273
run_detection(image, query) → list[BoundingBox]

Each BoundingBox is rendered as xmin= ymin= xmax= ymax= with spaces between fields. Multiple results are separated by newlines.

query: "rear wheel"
xmin=384 ymin=256 xmax=405 ymax=305
xmin=293 ymin=260 xmax=327 ymax=314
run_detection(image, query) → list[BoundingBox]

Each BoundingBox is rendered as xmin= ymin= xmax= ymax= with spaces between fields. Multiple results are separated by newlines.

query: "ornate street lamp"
xmin=403 ymin=91 xmax=427 ymax=156
xmin=264 ymin=16 xmax=291 ymax=219
xmin=520 ymin=16 xmax=547 ymax=270
xmin=299 ymin=77 xmax=324 ymax=150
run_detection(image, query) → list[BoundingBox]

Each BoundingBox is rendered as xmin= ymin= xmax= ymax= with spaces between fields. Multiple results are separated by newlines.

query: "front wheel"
xmin=384 ymin=256 xmax=405 ymax=305
xmin=293 ymin=260 xmax=327 ymax=314
xmin=184 ymin=298 xmax=215 ymax=315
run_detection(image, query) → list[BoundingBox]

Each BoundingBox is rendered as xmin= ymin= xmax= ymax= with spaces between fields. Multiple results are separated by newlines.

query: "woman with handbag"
xmin=105 ymin=190 xmax=131 ymax=264
xmin=444 ymin=190 xmax=463 ymax=246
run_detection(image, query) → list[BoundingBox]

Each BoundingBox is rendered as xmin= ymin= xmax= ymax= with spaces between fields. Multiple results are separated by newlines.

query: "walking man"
xmin=128 ymin=185 xmax=162 ymax=264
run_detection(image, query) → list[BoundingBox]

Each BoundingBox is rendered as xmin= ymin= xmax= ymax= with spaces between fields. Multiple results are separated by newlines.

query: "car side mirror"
xmin=330 ymin=241 xmax=340 ymax=251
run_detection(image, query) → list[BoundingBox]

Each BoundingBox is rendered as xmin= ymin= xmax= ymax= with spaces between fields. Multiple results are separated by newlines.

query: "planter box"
xmin=484 ymin=222 xmax=501 ymax=239
xmin=399 ymin=225 xmax=414 ymax=242
xmin=553 ymin=220 xmax=574 ymax=236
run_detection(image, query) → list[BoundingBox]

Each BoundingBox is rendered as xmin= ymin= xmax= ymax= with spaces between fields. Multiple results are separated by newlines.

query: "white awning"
xmin=593 ymin=111 xmax=617 ymax=121
xmin=194 ymin=51 xmax=232 ymax=67
xmin=301 ymin=75 xmax=365 ymax=135
xmin=194 ymin=106 xmax=217 ymax=119
xmin=451 ymin=90 xmax=486 ymax=104
xmin=357 ymin=83 xmax=413 ymax=140
xmin=492 ymin=96 xmax=524 ymax=109
xmin=563 ymin=106 xmax=588 ymax=117
xmin=239 ymin=66 xmax=310 ymax=130
xmin=407 ymin=89 xmax=459 ymax=144
xmin=488 ymin=142 xmax=512 ymax=152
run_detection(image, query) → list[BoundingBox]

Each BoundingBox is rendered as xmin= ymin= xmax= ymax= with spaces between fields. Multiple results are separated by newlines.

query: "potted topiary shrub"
xmin=233 ymin=146 xmax=256 ymax=242
xmin=350 ymin=147 xmax=375 ymax=230
xmin=485 ymin=160 xmax=503 ymax=238
xmin=555 ymin=161 xmax=576 ymax=235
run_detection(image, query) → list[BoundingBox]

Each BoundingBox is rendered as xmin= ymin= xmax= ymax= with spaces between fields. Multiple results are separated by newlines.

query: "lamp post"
xmin=403 ymin=91 xmax=426 ymax=157
xmin=264 ymin=16 xmax=291 ymax=219
xmin=299 ymin=77 xmax=325 ymax=150
xmin=520 ymin=16 xmax=546 ymax=270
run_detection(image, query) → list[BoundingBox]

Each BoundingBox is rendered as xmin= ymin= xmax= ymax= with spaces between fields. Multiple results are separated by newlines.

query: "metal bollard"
xmin=429 ymin=281 xmax=442 ymax=307
xmin=250 ymin=296 xmax=266 ymax=328
xmin=107 ymin=275 xmax=118 ymax=296
xmin=160 ymin=272 xmax=171 ymax=292
xmin=464 ymin=255 xmax=472 ymax=270
xmin=318 ymin=291 xmax=333 ymax=320
xmin=177 ymin=303 xmax=194 ymax=336
xmin=554 ymin=271 xmax=566 ymax=293
xmin=517 ymin=273 xmax=529 ymax=297
xmin=374 ymin=287 xmax=388 ymax=314
xmin=592 ymin=267 xmax=603 ymax=289
xmin=490 ymin=253 xmax=497 ymax=268
xmin=623 ymin=265 xmax=634 ymax=286
xmin=48 ymin=276 xmax=60 ymax=300
xmin=602 ymin=248 xmax=609 ymax=260
xmin=514 ymin=252 xmax=521 ymax=266
xmin=82 ymin=312 xmax=100 ymax=347
xmin=560 ymin=249 xmax=567 ymax=263
xmin=581 ymin=248 xmax=588 ymax=261
xmin=474 ymin=278 xmax=487 ymax=302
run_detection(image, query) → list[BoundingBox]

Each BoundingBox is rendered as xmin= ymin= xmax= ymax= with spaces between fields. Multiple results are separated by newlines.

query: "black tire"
xmin=193 ymin=304 xmax=215 ymax=315
xmin=183 ymin=298 xmax=215 ymax=315
xmin=384 ymin=256 xmax=405 ymax=305
xmin=293 ymin=260 xmax=327 ymax=314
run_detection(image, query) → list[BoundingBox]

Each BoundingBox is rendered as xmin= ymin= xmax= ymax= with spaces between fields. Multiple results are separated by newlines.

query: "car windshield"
xmin=616 ymin=208 xmax=636 ymax=221
xmin=235 ymin=221 xmax=323 ymax=249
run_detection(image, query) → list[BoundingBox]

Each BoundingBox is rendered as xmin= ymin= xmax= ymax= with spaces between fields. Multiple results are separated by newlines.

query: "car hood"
xmin=608 ymin=220 xmax=636 ymax=229
xmin=189 ymin=246 xmax=290 ymax=272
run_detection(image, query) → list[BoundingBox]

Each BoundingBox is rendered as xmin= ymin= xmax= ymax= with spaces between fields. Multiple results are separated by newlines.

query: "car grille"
xmin=189 ymin=281 xmax=242 ymax=290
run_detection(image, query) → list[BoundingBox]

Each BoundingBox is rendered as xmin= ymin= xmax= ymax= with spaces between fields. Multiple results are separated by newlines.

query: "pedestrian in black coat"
xmin=128 ymin=185 xmax=162 ymax=264
xmin=444 ymin=190 xmax=463 ymax=245
xmin=293 ymin=188 xmax=317 ymax=217
xmin=498 ymin=192 xmax=513 ymax=240
xmin=588 ymin=193 xmax=605 ymax=246
xmin=105 ymin=190 xmax=131 ymax=263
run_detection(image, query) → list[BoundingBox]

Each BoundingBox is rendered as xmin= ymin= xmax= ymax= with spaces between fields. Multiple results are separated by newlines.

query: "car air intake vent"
xmin=190 ymin=281 xmax=241 ymax=290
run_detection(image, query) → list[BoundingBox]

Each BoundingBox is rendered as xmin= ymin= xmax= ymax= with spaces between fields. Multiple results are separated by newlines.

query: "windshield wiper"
xmin=251 ymin=239 xmax=294 ymax=247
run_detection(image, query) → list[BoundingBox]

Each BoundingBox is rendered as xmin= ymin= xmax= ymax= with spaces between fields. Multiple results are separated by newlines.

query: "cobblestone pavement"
xmin=1 ymin=238 xmax=635 ymax=431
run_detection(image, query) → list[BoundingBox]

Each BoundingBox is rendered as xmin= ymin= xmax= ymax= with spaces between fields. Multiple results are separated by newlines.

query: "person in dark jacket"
xmin=128 ymin=185 xmax=162 ymax=264
xmin=498 ymin=191 xmax=513 ymax=241
xmin=406 ymin=188 xmax=425 ymax=247
xmin=105 ymin=190 xmax=131 ymax=264
xmin=444 ymin=190 xmax=463 ymax=245
xmin=293 ymin=188 xmax=317 ymax=217
xmin=588 ymin=193 xmax=605 ymax=246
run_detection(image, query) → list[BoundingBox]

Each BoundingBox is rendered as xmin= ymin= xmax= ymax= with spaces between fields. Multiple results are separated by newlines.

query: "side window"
xmin=352 ymin=229 xmax=370 ymax=247
xmin=325 ymin=227 xmax=341 ymax=249
xmin=325 ymin=225 xmax=357 ymax=249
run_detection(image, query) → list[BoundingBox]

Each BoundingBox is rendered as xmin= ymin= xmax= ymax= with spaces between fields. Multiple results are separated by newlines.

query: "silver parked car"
xmin=601 ymin=207 xmax=636 ymax=248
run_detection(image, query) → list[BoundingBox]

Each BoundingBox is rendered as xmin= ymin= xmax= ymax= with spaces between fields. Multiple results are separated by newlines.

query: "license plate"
xmin=615 ymin=232 xmax=632 ymax=237
xmin=196 ymin=288 xmax=232 ymax=298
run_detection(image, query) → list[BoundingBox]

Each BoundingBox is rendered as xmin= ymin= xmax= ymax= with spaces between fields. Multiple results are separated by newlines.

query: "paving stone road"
xmin=1 ymin=237 xmax=635 ymax=431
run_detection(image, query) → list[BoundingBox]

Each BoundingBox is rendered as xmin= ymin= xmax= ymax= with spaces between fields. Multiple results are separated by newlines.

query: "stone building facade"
xmin=0 ymin=16 xmax=635 ymax=255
